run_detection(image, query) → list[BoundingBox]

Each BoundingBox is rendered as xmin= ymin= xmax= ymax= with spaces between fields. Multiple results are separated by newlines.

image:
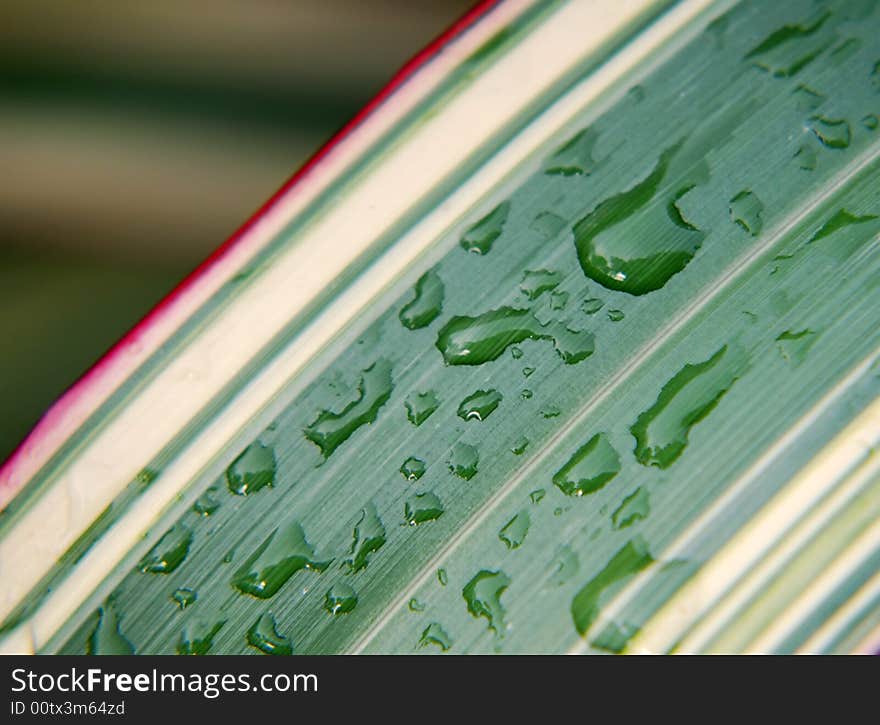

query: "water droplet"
xmin=226 ymin=443 xmax=276 ymax=496
xmin=572 ymin=141 xmax=706 ymax=295
xmin=419 ymin=622 xmax=453 ymax=651
xmin=591 ymin=621 xmax=640 ymax=653
xmin=522 ymin=366 xmax=535 ymax=377
xmin=408 ymin=598 xmax=425 ymax=612
xmin=88 ymin=599 xmax=134 ymax=655
xmin=405 ymin=492 xmax=445 ymax=525
xmin=436 ymin=306 xmax=594 ymax=365
xmin=222 ymin=549 xmax=234 ymax=564
xmin=457 ymin=389 xmax=503 ymax=421
xmin=550 ymin=546 xmax=579 ymax=587
xmin=193 ymin=486 xmax=220 ymax=516
xmin=463 ymin=570 xmax=510 ymax=635
xmin=171 ymin=587 xmax=197 ymax=610
xmin=545 ymin=127 xmax=598 ymax=176
xmin=628 ymin=84 xmax=646 ymax=102
xmin=611 ymin=487 xmax=651 ymax=529
xmin=809 ymin=116 xmax=851 ymax=149
xmin=404 ymin=390 xmax=440 ymax=426
xmin=862 ymin=114 xmax=879 ymax=131
xmin=139 ymin=524 xmax=193 ymax=574
xmin=553 ymin=433 xmax=620 ymax=497
xmin=304 ymin=360 xmax=393 ymax=458
xmin=136 ymin=468 xmax=158 ymax=487
xmin=511 ymin=436 xmax=529 ymax=455
xmin=607 ymin=309 xmax=625 ymax=322
xmin=530 ymin=211 xmax=566 ymax=239
xmin=809 ymin=208 xmax=878 ymax=243
xmin=510 ymin=346 xmax=524 ymax=359
xmin=553 ymin=507 xmax=564 ymax=517
xmin=729 ymin=189 xmax=764 ymax=236
xmin=632 ymin=344 xmax=747 ymax=469
xmin=795 ymin=143 xmax=818 ymax=170
xmin=541 ymin=405 xmax=561 ymax=419
xmin=529 ymin=488 xmax=545 ymax=504
xmin=581 ymin=298 xmax=604 ymax=315
xmin=776 ymin=329 xmax=818 ymax=365
xmin=498 ymin=510 xmax=530 ymax=549
xmin=437 ymin=568 xmax=448 ymax=586
xmin=571 ymin=536 xmax=653 ymax=635
xmin=792 ymin=84 xmax=826 ymax=113
xmin=460 ymin=201 xmax=510 ymax=255
xmin=399 ymin=270 xmax=444 ymax=330
xmin=520 ymin=389 xmax=533 ymax=400
xmin=400 ymin=457 xmax=426 ymax=481
xmin=324 ymin=583 xmax=358 ymax=615
xmin=520 ymin=269 xmax=561 ymax=300
xmin=177 ymin=615 xmax=226 ymax=655
xmin=744 ymin=11 xmax=833 ymax=77
xmin=346 ymin=503 xmax=386 ymax=572
xmin=828 ymin=37 xmax=861 ymax=65
xmin=247 ymin=612 xmax=292 ymax=655
xmin=549 ymin=290 xmax=569 ymax=311
xmin=232 ymin=518 xmax=330 ymax=598
xmin=447 ymin=443 xmax=479 ymax=480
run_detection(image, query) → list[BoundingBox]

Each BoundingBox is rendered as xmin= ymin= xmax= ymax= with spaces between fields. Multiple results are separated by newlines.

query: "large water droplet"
xmin=611 ymin=487 xmax=651 ymax=529
xmin=729 ymin=189 xmax=764 ymax=236
xmin=88 ymin=599 xmax=135 ymax=655
xmin=571 ymin=141 xmax=706 ymax=295
xmin=346 ymin=503 xmax=386 ymax=572
xmin=436 ymin=306 xmax=594 ymax=365
xmin=744 ymin=11 xmax=833 ymax=77
xmin=447 ymin=443 xmax=479 ymax=480
xmin=457 ymin=389 xmax=503 ymax=421
xmin=631 ymin=344 xmax=747 ymax=469
xmin=399 ymin=270 xmax=444 ymax=330
xmin=405 ymin=491 xmax=445 ymax=525
xmin=247 ymin=612 xmax=292 ymax=655
xmin=553 ymin=433 xmax=621 ymax=497
xmin=460 ymin=202 xmax=510 ymax=255
xmin=304 ymin=360 xmax=393 ymax=458
xmin=462 ymin=569 xmax=510 ymax=635
xmin=324 ymin=583 xmax=358 ymax=615
xmin=139 ymin=524 xmax=193 ymax=574
xmin=419 ymin=622 xmax=453 ymax=651
xmin=226 ymin=443 xmax=276 ymax=496
xmin=498 ymin=510 xmax=530 ymax=549
xmin=571 ymin=536 xmax=653 ymax=635
xmin=520 ymin=269 xmax=561 ymax=300
xmin=404 ymin=390 xmax=440 ymax=426
xmin=809 ymin=208 xmax=878 ymax=244
xmin=232 ymin=518 xmax=330 ymax=598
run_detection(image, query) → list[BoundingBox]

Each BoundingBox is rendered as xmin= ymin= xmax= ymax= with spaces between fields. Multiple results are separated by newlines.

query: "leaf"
xmin=1 ymin=0 xmax=880 ymax=656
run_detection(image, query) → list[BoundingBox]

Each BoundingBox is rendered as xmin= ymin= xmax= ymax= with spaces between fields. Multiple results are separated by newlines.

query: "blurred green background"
xmin=0 ymin=0 xmax=472 ymax=462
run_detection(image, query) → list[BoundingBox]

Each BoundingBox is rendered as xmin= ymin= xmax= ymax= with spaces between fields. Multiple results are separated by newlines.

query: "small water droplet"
xmin=591 ymin=621 xmax=640 ymax=653
xmin=862 ymin=114 xmax=879 ymax=131
xmin=553 ymin=432 xmax=621 ymax=496
xmin=304 ymin=360 xmax=393 ymax=458
xmin=581 ymin=297 xmax=603 ymax=315
xmin=171 ymin=587 xmax=197 ymax=610
xmin=247 ymin=612 xmax=292 ymax=655
xmin=520 ymin=269 xmax=561 ymax=300
xmin=232 ymin=518 xmax=330 ymax=598
xmin=457 ymin=389 xmax=503 ymax=421
xmin=549 ymin=290 xmax=569 ymax=311
xmin=809 ymin=115 xmax=851 ymax=149
xmin=522 ymin=366 xmax=535 ymax=377
xmin=447 ymin=443 xmax=479 ymax=480
xmin=553 ymin=507 xmax=564 ymax=517
xmin=139 ymin=524 xmax=193 ymax=574
xmin=223 ymin=549 xmax=234 ymax=564
xmin=405 ymin=491 xmax=445 ymax=525
xmin=792 ymin=83 xmax=825 ymax=111
xmin=607 ymin=309 xmax=625 ymax=322
xmin=520 ymin=389 xmax=533 ymax=400
xmin=177 ymin=614 xmax=226 ymax=655
xmin=511 ymin=436 xmax=529 ymax=455
xmin=571 ymin=536 xmax=653 ymax=635
xmin=795 ymin=142 xmax=818 ymax=170
xmin=529 ymin=211 xmax=566 ymax=239
xmin=744 ymin=11 xmax=833 ymax=77
xmin=404 ymin=390 xmax=440 ymax=426
xmin=324 ymin=583 xmax=358 ymax=615
xmin=611 ymin=487 xmax=651 ymax=529
xmin=346 ymin=502 xmax=386 ymax=572
xmin=136 ymin=468 xmax=158 ymax=488
xmin=510 ymin=346 xmax=524 ymax=359
xmin=729 ymin=189 xmax=764 ymax=236
xmin=436 ymin=306 xmax=594 ymax=366
xmin=400 ymin=457 xmax=427 ymax=481
xmin=193 ymin=486 xmax=220 ymax=516
xmin=498 ymin=510 xmax=530 ymax=549
xmin=437 ymin=568 xmax=448 ymax=586
xmin=460 ymin=202 xmax=510 ymax=254
xmin=550 ymin=545 xmax=579 ymax=587
xmin=408 ymin=598 xmax=425 ymax=612
xmin=399 ymin=270 xmax=444 ymax=330
xmin=419 ymin=622 xmax=453 ymax=651
xmin=809 ymin=208 xmax=878 ymax=243
xmin=545 ymin=127 xmax=598 ymax=176
xmin=775 ymin=329 xmax=818 ymax=365
xmin=529 ymin=488 xmax=545 ymax=504
xmin=226 ymin=443 xmax=276 ymax=496
xmin=463 ymin=570 xmax=510 ymax=635
xmin=88 ymin=599 xmax=134 ymax=655
xmin=632 ymin=344 xmax=747 ymax=469
xmin=541 ymin=405 xmax=561 ymax=419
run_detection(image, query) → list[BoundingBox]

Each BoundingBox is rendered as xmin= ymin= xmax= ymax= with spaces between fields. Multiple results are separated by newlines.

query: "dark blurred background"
xmin=0 ymin=0 xmax=473 ymax=461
